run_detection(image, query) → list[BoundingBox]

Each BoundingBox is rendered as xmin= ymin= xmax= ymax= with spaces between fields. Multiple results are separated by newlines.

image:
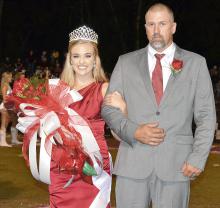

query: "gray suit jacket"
xmin=101 ymin=44 xmax=216 ymax=181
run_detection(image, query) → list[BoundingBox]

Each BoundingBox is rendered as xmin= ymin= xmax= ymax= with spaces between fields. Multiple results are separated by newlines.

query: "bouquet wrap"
xmin=7 ymin=78 xmax=112 ymax=207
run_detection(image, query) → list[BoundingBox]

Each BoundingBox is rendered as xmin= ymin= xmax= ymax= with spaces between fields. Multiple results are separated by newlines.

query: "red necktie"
xmin=152 ymin=53 xmax=165 ymax=105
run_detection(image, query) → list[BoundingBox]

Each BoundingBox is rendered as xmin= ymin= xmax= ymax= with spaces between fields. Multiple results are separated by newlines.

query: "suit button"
xmin=156 ymin=111 xmax=160 ymax=115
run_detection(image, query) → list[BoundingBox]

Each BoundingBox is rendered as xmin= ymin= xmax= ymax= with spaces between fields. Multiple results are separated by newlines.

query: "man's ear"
xmin=172 ymin=22 xmax=177 ymax=34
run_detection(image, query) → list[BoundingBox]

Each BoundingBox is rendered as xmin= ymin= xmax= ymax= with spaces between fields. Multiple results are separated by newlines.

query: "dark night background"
xmin=0 ymin=0 xmax=220 ymax=73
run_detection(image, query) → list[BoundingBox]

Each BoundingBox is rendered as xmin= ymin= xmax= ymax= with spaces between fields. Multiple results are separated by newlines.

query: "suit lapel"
xmin=160 ymin=45 xmax=183 ymax=107
xmin=138 ymin=46 xmax=157 ymax=106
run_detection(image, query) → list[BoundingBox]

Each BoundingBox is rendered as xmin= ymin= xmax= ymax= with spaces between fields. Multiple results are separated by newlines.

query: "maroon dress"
xmin=49 ymin=82 xmax=111 ymax=208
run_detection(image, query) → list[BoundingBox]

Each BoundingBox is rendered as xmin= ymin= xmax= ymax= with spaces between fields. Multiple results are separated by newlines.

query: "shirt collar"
xmin=148 ymin=42 xmax=176 ymax=59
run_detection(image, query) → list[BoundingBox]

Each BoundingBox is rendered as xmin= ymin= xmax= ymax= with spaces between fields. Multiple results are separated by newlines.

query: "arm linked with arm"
xmin=101 ymin=57 xmax=138 ymax=146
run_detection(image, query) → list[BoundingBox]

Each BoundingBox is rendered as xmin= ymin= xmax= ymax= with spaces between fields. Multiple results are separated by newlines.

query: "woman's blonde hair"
xmin=60 ymin=40 xmax=108 ymax=88
xmin=1 ymin=71 xmax=12 ymax=90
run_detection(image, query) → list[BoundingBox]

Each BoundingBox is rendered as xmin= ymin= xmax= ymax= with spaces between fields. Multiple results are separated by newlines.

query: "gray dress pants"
xmin=115 ymin=172 xmax=190 ymax=208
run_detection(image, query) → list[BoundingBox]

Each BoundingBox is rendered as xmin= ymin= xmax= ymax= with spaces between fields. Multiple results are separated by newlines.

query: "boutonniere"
xmin=170 ymin=59 xmax=183 ymax=76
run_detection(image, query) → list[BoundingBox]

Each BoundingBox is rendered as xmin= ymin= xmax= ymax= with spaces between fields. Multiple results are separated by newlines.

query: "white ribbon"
xmin=17 ymin=109 xmax=61 ymax=184
xmin=89 ymin=153 xmax=112 ymax=208
xmin=16 ymin=83 xmax=112 ymax=207
xmin=67 ymin=107 xmax=112 ymax=207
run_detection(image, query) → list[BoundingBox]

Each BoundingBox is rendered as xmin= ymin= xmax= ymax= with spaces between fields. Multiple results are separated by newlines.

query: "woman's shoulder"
xmin=101 ymin=82 xmax=109 ymax=98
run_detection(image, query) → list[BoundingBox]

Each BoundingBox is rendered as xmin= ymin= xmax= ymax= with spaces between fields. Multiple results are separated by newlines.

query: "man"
xmin=101 ymin=3 xmax=216 ymax=208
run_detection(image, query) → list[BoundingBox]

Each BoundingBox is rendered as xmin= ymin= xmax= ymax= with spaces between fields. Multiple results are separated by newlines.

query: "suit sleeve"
xmin=101 ymin=57 xmax=138 ymax=146
xmin=187 ymin=57 xmax=216 ymax=170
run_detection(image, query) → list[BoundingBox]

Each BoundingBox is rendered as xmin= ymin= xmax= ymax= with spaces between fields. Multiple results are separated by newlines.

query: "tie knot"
xmin=155 ymin=53 xmax=165 ymax=60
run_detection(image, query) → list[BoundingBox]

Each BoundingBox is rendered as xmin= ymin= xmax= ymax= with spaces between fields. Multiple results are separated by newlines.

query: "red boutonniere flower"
xmin=170 ymin=59 xmax=183 ymax=76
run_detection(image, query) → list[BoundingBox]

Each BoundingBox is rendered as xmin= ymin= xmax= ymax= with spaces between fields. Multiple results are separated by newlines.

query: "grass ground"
xmin=0 ymin=137 xmax=220 ymax=208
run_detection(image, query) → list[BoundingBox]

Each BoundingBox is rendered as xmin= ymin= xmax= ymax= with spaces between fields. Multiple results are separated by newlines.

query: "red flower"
xmin=12 ymin=77 xmax=31 ymax=98
xmin=12 ymin=77 xmax=47 ymax=100
xmin=171 ymin=59 xmax=183 ymax=75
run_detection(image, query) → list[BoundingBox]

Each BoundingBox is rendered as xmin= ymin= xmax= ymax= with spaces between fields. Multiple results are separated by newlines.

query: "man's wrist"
xmin=134 ymin=125 xmax=142 ymax=139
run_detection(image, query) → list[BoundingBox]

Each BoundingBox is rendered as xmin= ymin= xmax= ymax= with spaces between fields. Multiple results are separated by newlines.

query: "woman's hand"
xmin=104 ymin=91 xmax=127 ymax=115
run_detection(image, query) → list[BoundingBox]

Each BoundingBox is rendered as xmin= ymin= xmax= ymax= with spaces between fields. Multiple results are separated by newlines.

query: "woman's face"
xmin=7 ymin=74 xmax=12 ymax=83
xmin=70 ymin=42 xmax=95 ymax=78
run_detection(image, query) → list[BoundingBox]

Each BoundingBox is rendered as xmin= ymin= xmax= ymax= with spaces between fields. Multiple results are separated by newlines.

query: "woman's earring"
xmin=92 ymin=62 xmax=96 ymax=78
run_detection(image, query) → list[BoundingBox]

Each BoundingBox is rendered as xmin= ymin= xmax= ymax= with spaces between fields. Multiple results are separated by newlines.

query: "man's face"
xmin=145 ymin=8 xmax=176 ymax=52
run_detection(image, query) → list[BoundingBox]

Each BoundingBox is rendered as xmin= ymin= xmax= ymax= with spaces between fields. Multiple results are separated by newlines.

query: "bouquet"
xmin=7 ymin=77 xmax=97 ymax=185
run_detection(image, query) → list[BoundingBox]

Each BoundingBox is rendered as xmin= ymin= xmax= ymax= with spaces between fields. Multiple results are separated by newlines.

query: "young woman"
xmin=0 ymin=71 xmax=22 ymax=147
xmin=49 ymin=25 xmax=125 ymax=208
xmin=0 ymin=71 xmax=12 ymax=147
xmin=0 ymin=71 xmax=21 ymax=147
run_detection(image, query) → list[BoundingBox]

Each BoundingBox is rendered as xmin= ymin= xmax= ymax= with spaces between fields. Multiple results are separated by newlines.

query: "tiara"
xmin=69 ymin=25 xmax=98 ymax=44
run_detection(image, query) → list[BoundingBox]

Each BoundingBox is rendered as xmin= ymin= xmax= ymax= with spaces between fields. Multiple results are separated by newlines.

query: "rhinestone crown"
xmin=69 ymin=25 xmax=98 ymax=44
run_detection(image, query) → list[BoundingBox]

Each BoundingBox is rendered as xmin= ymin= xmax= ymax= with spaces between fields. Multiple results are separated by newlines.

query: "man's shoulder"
xmin=178 ymin=46 xmax=206 ymax=61
xmin=119 ymin=47 xmax=146 ymax=61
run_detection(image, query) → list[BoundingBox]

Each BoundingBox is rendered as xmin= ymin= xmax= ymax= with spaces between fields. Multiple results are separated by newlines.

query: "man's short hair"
xmin=145 ymin=3 xmax=175 ymax=22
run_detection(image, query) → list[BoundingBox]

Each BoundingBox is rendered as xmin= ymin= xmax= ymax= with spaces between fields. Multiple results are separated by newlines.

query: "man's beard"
xmin=150 ymin=34 xmax=166 ymax=51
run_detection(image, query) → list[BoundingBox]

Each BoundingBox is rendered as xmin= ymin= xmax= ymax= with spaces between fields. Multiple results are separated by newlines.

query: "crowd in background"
xmin=1 ymin=49 xmax=220 ymax=94
xmin=1 ymin=49 xmax=220 ymax=96
xmin=0 ymin=49 xmax=64 ymax=80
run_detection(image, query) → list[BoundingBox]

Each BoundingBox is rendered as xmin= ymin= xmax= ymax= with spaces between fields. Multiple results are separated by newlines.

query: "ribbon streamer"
xmin=15 ymin=79 xmax=112 ymax=207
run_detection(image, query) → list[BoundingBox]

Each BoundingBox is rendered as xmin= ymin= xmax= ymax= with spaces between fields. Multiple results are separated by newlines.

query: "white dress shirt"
xmin=148 ymin=43 xmax=176 ymax=91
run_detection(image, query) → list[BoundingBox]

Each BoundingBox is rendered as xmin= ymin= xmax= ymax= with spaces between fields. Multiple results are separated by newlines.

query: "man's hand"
xmin=181 ymin=162 xmax=202 ymax=179
xmin=134 ymin=123 xmax=165 ymax=146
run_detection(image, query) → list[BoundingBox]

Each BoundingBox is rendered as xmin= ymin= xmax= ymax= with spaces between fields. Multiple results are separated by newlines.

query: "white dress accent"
xmin=0 ymin=85 xmax=12 ymax=110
